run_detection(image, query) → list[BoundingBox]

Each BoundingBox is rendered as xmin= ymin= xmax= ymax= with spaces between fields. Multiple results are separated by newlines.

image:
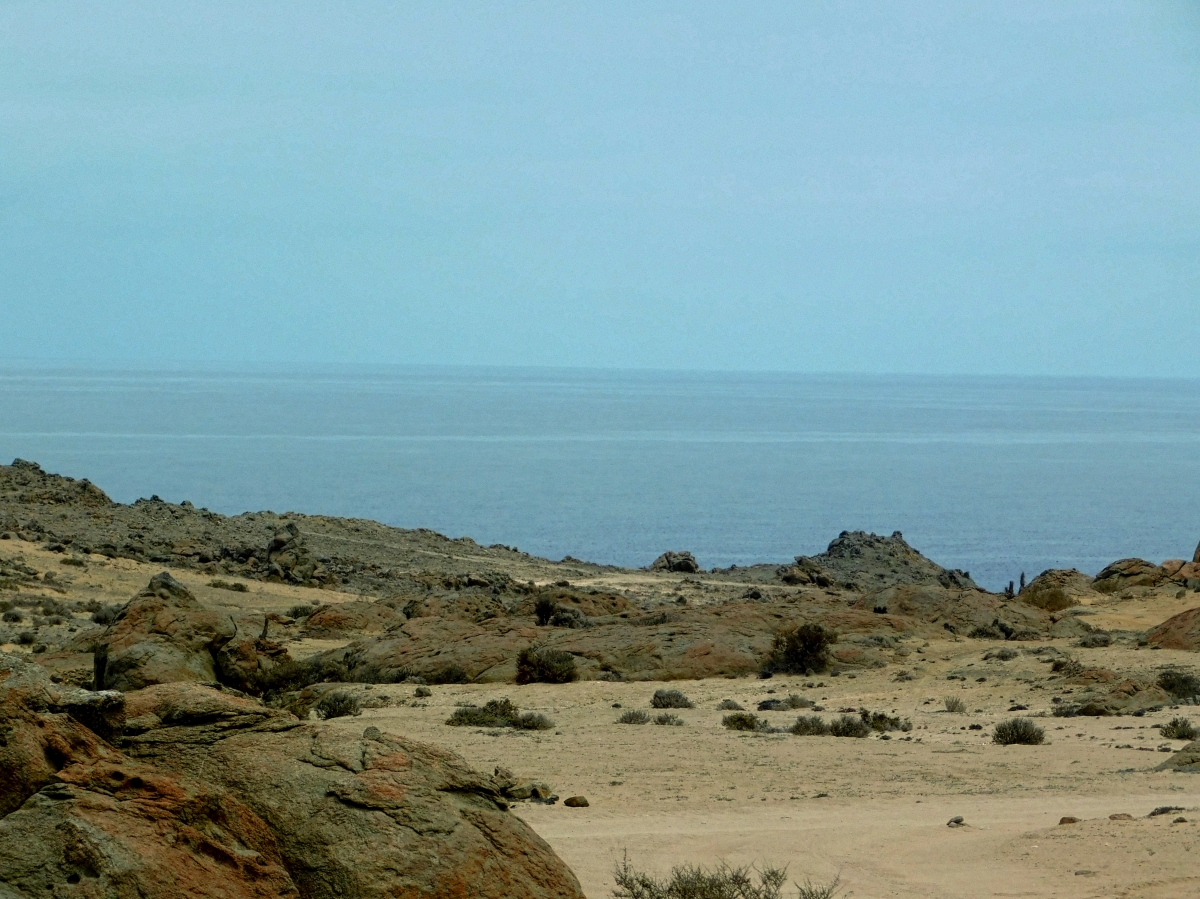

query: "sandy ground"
xmin=337 ymin=661 xmax=1200 ymax=899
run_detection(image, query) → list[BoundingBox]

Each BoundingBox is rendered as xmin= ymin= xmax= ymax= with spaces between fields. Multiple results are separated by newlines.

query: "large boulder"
xmin=1144 ymin=605 xmax=1200 ymax=651
xmin=650 ymin=551 xmax=700 ymax=573
xmin=0 ymin=656 xmax=586 ymax=899
xmin=96 ymin=573 xmax=236 ymax=691
xmin=123 ymin=685 xmax=586 ymax=899
xmin=1157 ymin=740 xmax=1200 ymax=774
xmin=1092 ymin=558 xmax=1166 ymax=593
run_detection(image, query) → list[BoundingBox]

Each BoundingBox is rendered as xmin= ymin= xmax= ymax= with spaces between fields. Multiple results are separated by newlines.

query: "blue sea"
xmin=1 ymin=366 xmax=1197 ymax=591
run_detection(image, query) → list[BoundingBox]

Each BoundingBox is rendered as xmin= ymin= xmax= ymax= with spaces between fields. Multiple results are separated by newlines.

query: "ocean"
xmin=1 ymin=365 xmax=1197 ymax=591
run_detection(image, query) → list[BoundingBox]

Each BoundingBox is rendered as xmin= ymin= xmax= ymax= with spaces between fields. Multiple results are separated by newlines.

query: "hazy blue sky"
xmin=2 ymin=2 xmax=1197 ymax=374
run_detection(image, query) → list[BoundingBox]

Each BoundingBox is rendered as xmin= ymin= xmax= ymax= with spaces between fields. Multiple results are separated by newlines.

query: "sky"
xmin=2 ymin=1 xmax=1198 ymax=375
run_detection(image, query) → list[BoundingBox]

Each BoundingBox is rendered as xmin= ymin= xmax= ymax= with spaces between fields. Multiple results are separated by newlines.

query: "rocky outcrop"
xmin=650 ymin=551 xmax=700 ymax=573
xmin=1157 ymin=740 xmax=1200 ymax=773
xmin=790 ymin=531 xmax=977 ymax=591
xmin=0 ymin=654 xmax=585 ymax=899
xmin=849 ymin=585 xmax=1049 ymax=639
xmin=94 ymin=573 xmax=237 ymax=691
xmin=265 ymin=522 xmax=329 ymax=586
xmin=1144 ymin=605 xmax=1200 ymax=651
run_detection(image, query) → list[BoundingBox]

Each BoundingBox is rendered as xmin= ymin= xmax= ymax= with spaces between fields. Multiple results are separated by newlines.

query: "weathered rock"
xmin=650 ymin=551 xmax=700 ymax=573
xmin=0 ymin=759 xmax=298 ymax=899
xmin=95 ymin=573 xmax=236 ymax=691
xmin=564 ymin=796 xmax=589 ymax=808
xmin=1156 ymin=740 xmax=1200 ymax=773
xmin=125 ymin=685 xmax=585 ymax=899
xmin=793 ymin=531 xmax=977 ymax=591
xmin=1144 ymin=605 xmax=1200 ymax=651
xmin=301 ymin=600 xmax=402 ymax=637
xmin=213 ymin=634 xmax=292 ymax=693
xmin=1093 ymin=558 xmax=1166 ymax=593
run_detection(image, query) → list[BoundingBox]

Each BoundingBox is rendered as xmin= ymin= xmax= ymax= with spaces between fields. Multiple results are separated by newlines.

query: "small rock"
xmin=947 ymin=816 xmax=965 ymax=827
xmin=564 ymin=796 xmax=589 ymax=808
xmin=1059 ymin=816 xmax=1080 ymax=825
xmin=1173 ymin=817 xmax=1188 ymax=824
xmin=1109 ymin=813 xmax=1134 ymax=821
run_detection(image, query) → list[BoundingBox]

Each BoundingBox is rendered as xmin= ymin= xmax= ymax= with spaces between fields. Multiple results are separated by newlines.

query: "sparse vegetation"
xmin=653 ymin=713 xmax=684 ymax=726
xmin=287 ymin=604 xmax=314 ymax=619
xmin=1050 ymin=657 xmax=1083 ymax=677
xmin=651 ymin=688 xmax=694 ymax=709
xmin=618 ymin=709 xmax=651 ymax=725
xmin=1160 ymin=717 xmax=1197 ymax=741
xmin=314 ymin=690 xmax=362 ymax=720
xmin=828 ymin=714 xmax=871 ymax=738
xmin=16 ymin=631 xmax=35 ymax=645
xmin=758 ymin=695 xmax=813 ymax=712
xmin=993 ymin=717 xmax=1044 ymax=745
xmin=763 ymin=623 xmax=835 ymax=675
xmin=1157 ymin=669 xmax=1200 ymax=699
xmin=860 ymin=710 xmax=911 ymax=732
xmin=717 ymin=699 xmax=744 ymax=711
xmin=612 ymin=854 xmax=788 ymax=899
xmin=208 ymin=579 xmax=249 ymax=593
xmin=1 ymin=609 xmax=21 ymax=623
xmin=516 ymin=646 xmax=578 ymax=684
xmin=789 ymin=715 xmax=830 ymax=736
xmin=944 ymin=697 xmax=966 ymax=713
xmin=722 ymin=712 xmax=772 ymax=732
xmin=445 ymin=698 xmax=553 ymax=730
xmin=90 ymin=604 xmax=122 ymax=625
xmin=426 ymin=664 xmax=470 ymax=685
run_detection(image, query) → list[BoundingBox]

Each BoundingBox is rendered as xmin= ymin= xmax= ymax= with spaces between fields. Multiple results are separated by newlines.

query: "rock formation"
xmin=788 ymin=531 xmax=977 ymax=591
xmin=0 ymin=653 xmax=585 ymax=899
xmin=1144 ymin=605 xmax=1200 ymax=651
xmin=650 ymin=551 xmax=700 ymax=573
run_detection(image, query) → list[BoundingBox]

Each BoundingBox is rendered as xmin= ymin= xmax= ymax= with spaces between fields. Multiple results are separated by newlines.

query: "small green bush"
xmin=828 ymin=714 xmax=870 ymax=738
xmin=789 ymin=715 xmax=830 ymax=736
xmin=16 ymin=631 xmax=35 ymax=645
xmin=1 ymin=610 xmax=21 ymax=623
xmin=445 ymin=698 xmax=553 ymax=730
xmin=653 ymin=713 xmax=685 ymax=726
xmin=716 ymin=699 xmax=744 ymax=711
xmin=722 ymin=712 xmax=771 ymax=732
xmin=1157 ymin=669 xmax=1200 ymax=699
xmin=612 ymin=854 xmax=789 ymax=899
xmin=287 ymin=604 xmax=314 ymax=619
xmin=516 ymin=646 xmax=578 ymax=684
xmin=860 ymin=710 xmax=912 ymax=732
xmin=534 ymin=597 xmax=557 ymax=626
xmin=315 ymin=690 xmax=362 ymax=720
xmin=618 ymin=709 xmax=650 ymax=725
xmin=944 ymin=697 xmax=966 ymax=713
xmin=1160 ymin=717 xmax=1197 ymax=740
xmin=651 ymin=688 xmax=694 ymax=709
xmin=762 ymin=623 xmax=834 ymax=675
xmin=993 ymin=717 xmax=1044 ymax=745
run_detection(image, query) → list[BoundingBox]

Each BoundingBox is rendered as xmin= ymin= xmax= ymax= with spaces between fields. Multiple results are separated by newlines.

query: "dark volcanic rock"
xmin=792 ymin=531 xmax=977 ymax=591
xmin=650 ymin=551 xmax=700 ymax=573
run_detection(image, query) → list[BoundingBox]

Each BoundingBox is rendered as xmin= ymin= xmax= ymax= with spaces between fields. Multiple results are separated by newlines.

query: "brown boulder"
xmin=650 ymin=551 xmax=700 ymax=573
xmin=0 ymin=759 xmax=298 ymax=899
xmin=1144 ymin=605 xmax=1200 ymax=651
xmin=96 ymin=573 xmax=236 ymax=691
xmin=125 ymin=685 xmax=585 ymax=899
xmin=302 ymin=600 xmax=401 ymax=637
xmin=1093 ymin=558 xmax=1165 ymax=593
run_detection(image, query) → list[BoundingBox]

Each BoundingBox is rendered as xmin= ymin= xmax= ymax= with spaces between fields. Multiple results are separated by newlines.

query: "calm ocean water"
xmin=1 ymin=366 xmax=1197 ymax=591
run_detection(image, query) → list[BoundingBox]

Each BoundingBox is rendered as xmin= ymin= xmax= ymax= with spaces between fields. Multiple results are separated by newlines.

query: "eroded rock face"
xmin=0 ymin=656 xmax=585 ymax=899
xmin=1157 ymin=740 xmax=1200 ymax=773
xmin=96 ymin=573 xmax=236 ymax=691
xmin=793 ymin=531 xmax=977 ymax=591
xmin=1145 ymin=605 xmax=1200 ymax=651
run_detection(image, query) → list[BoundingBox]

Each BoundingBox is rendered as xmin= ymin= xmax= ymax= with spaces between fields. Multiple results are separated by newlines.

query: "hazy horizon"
xmin=3 ymin=2 xmax=1198 ymax=376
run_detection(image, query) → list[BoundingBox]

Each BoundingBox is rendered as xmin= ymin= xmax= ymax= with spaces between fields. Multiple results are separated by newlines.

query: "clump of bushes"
xmin=944 ymin=697 xmax=966 ymax=713
xmin=993 ymin=717 xmax=1045 ymax=745
xmin=860 ymin=710 xmax=912 ymax=732
xmin=789 ymin=715 xmax=830 ymax=736
xmin=287 ymin=604 xmax=314 ymax=619
xmin=16 ymin=631 xmax=35 ymax=646
xmin=612 ymin=855 xmax=791 ymax=899
xmin=722 ymin=712 xmax=772 ymax=733
xmin=762 ymin=623 xmax=834 ymax=675
xmin=315 ymin=690 xmax=362 ymax=720
xmin=717 ymin=699 xmax=744 ymax=711
xmin=758 ymin=694 xmax=813 ymax=712
xmin=1160 ymin=717 xmax=1197 ymax=740
xmin=828 ymin=714 xmax=871 ymax=738
xmin=653 ymin=713 xmax=684 ymax=726
xmin=516 ymin=646 xmax=578 ymax=684
xmin=651 ymin=688 xmax=693 ymax=709
xmin=1 ymin=609 xmax=21 ymax=623
xmin=1050 ymin=657 xmax=1083 ymax=677
xmin=1157 ymin=669 xmax=1200 ymax=699
xmin=445 ymin=698 xmax=553 ymax=730
xmin=618 ymin=709 xmax=651 ymax=725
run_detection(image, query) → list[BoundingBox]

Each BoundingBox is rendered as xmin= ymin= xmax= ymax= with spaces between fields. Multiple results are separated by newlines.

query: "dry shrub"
xmin=1160 ymin=717 xmax=1197 ymax=740
xmin=516 ymin=646 xmax=578 ymax=684
xmin=1157 ymin=670 xmax=1200 ymax=699
xmin=993 ymin=717 xmax=1044 ymax=745
xmin=315 ymin=690 xmax=361 ymax=720
xmin=758 ymin=695 xmax=813 ymax=712
xmin=722 ymin=712 xmax=772 ymax=733
xmin=789 ymin=715 xmax=830 ymax=736
xmin=717 ymin=699 xmax=744 ymax=711
xmin=763 ymin=624 xmax=834 ymax=675
xmin=828 ymin=715 xmax=870 ymax=738
xmin=651 ymin=688 xmax=694 ymax=709
xmin=446 ymin=698 xmax=553 ymax=730
xmin=653 ymin=713 xmax=685 ymax=726
xmin=618 ymin=709 xmax=651 ymax=725
xmin=944 ymin=697 xmax=966 ymax=713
